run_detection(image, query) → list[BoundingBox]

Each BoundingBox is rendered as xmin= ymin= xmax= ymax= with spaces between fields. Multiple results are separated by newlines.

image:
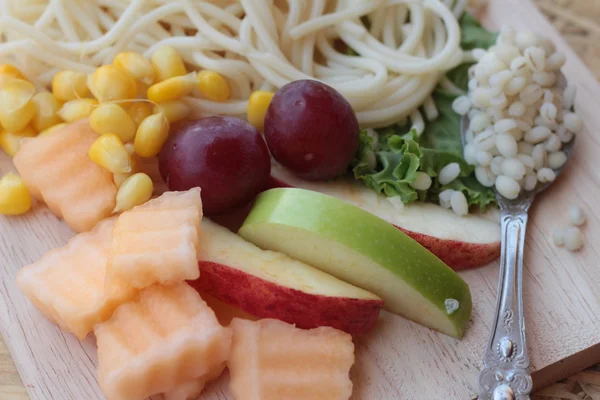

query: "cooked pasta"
xmin=0 ymin=0 xmax=475 ymax=127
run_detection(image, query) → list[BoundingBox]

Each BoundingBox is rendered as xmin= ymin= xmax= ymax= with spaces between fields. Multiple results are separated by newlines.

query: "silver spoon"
xmin=460 ymin=74 xmax=575 ymax=400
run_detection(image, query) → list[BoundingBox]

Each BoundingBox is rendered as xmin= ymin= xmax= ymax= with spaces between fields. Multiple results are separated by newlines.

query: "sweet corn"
xmin=57 ymin=98 xmax=98 ymax=122
xmin=51 ymin=70 xmax=90 ymax=102
xmin=113 ymin=172 xmax=154 ymax=213
xmin=88 ymin=133 xmax=132 ymax=173
xmin=197 ymin=70 xmax=230 ymax=102
xmin=247 ymin=91 xmax=275 ymax=132
xmin=0 ymin=172 xmax=32 ymax=215
xmin=113 ymin=52 xmax=155 ymax=86
xmin=151 ymin=46 xmax=187 ymax=82
xmin=134 ymin=112 xmax=170 ymax=158
xmin=0 ymin=79 xmax=36 ymax=132
xmin=39 ymin=122 xmax=66 ymax=136
xmin=147 ymin=73 xmax=195 ymax=103
xmin=31 ymin=91 xmax=62 ymax=131
xmin=90 ymin=65 xmax=137 ymax=102
xmin=90 ymin=103 xmax=136 ymax=142
xmin=125 ymin=102 xmax=154 ymax=126
xmin=113 ymin=144 xmax=139 ymax=187
xmin=124 ymin=143 xmax=135 ymax=156
xmin=0 ymin=131 xmax=22 ymax=157
xmin=0 ymin=74 xmax=18 ymax=90
xmin=154 ymin=100 xmax=190 ymax=123
xmin=0 ymin=64 xmax=25 ymax=80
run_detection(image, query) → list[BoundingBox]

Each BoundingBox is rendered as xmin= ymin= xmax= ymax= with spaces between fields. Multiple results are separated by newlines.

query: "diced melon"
xmin=163 ymin=362 xmax=225 ymax=400
xmin=16 ymin=218 xmax=135 ymax=340
xmin=13 ymin=120 xmax=117 ymax=232
xmin=228 ymin=318 xmax=355 ymax=400
xmin=95 ymin=283 xmax=231 ymax=400
xmin=107 ymin=189 xmax=202 ymax=290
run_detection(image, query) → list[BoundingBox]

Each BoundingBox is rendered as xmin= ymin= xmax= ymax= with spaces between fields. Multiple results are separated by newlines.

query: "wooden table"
xmin=2 ymin=1 xmax=600 ymax=399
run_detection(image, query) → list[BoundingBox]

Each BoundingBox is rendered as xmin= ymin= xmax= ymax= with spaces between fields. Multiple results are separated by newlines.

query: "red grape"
xmin=264 ymin=80 xmax=359 ymax=180
xmin=158 ymin=116 xmax=271 ymax=215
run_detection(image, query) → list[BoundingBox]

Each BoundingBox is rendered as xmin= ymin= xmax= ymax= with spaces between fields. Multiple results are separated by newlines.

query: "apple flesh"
xmin=193 ymin=219 xmax=383 ymax=335
xmin=269 ymin=163 xmax=500 ymax=270
xmin=238 ymin=188 xmax=473 ymax=338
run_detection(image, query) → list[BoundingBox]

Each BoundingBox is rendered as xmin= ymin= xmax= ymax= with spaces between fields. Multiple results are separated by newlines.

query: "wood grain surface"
xmin=2 ymin=1 xmax=600 ymax=399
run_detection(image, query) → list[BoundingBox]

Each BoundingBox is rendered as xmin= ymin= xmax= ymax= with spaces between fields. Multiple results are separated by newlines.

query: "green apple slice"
xmin=238 ymin=188 xmax=473 ymax=338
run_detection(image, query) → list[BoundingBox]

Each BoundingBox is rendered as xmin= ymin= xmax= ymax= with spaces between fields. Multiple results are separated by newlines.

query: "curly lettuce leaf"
xmin=352 ymin=129 xmax=422 ymax=203
xmin=350 ymin=12 xmax=498 ymax=211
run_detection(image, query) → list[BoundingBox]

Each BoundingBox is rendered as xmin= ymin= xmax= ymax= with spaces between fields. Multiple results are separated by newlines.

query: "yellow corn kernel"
xmin=0 ymin=74 xmax=18 ymax=90
xmin=113 ymin=145 xmax=139 ymax=187
xmin=113 ymin=52 xmax=155 ymax=86
xmin=90 ymin=103 xmax=136 ymax=142
xmin=197 ymin=70 xmax=230 ymax=102
xmin=124 ymin=143 xmax=135 ymax=156
xmin=31 ymin=91 xmax=62 ymax=132
xmin=154 ymin=100 xmax=190 ymax=123
xmin=0 ymin=64 xmax=25 ymax=80
xmin=247 ymin=91 xmax=275 ymax=132
xmin=151 ymin=46 xmax=187 ymax=82
xmin=113 ymin=172 xmax=130 ymax=188
xmin=91 ymin=65 xmax=137 ymax=102
xmin=147 ymin=73 xmax=195 ymax=103
xmin=51 ymin=70 xmax=90 ymax=102
xmin=0 ymin=79 xmax=36 ymax=132
xmin=134 ymin=113 xmax=170 ymax=158
xmin=0 ymin=131 xmax=22 ymax=157
xmin=125 ymin=102 xmax=154 ymax=126
xmin=57 ymin=98 xmax=98 ymax=122
xmin=113 ymin=172 xmax=154 ymax=213
xmin=39 ymin=122 xmax=66 ymax=136
xmin=0 ymin=172 xmax=32 ymax=215
xmin=88 ymin=133 xmax=132 ymax=173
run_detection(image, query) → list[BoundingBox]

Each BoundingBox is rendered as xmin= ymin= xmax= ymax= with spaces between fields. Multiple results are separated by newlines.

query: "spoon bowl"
xmin=460 ymin=73 xmax=576 ymax=400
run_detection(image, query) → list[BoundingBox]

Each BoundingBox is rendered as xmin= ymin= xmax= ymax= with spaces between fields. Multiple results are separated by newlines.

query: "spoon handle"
xmin=478 ymin=207 xmax=533 ymax=400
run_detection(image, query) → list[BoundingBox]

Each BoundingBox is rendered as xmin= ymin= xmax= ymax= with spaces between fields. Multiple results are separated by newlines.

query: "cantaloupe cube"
xmin=163 ymin=362 xmax=225 ymax=400
xmin=107 ymin=189 xmax=202 ymax=290
xmin=228 ymin=318 xmax=355 ymax=400
xmin=16 ymin=218 xmax=135 ymax=340
xmin=13 ymin=120 xmax=117 ymax=232
xmin=95 ymin=283 xmax=231 ymax=400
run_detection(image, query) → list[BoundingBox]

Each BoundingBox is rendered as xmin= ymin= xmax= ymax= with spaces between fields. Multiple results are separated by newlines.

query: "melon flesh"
xmin=163 ymin=362 xmax=225 ymax=400
xmin=16 ymin=218 xmax=135 ymax=340
xmin=107 ymin=189 xmax=202 ymax=290
xmin=13 ymin=120 xmax=117 ymax=232
xmin=228 ymin=318 xmax=354 ymax=400
xmin=95 ymin=283 xmax=231 ymax=400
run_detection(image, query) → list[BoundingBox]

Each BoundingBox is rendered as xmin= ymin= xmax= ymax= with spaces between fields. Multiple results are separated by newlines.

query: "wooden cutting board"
xmin=2 ymin=0 xmax=600 ymax=399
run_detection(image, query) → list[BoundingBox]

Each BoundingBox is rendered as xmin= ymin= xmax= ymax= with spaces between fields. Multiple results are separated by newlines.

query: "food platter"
xmin=1 ymin=0 xmax=600 ymax=399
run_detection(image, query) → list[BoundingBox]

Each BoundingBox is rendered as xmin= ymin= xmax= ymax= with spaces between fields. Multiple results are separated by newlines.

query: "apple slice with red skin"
xmin=268 ymin=163 xmax=501 ymax=270
xmin=191 ymin=219 xmax=383 ymax=336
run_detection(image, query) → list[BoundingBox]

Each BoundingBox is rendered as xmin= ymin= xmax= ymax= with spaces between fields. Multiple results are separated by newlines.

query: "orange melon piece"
xmin=107 ymin=189 xmax=202 ymax=290
xmin=94 ymin=283 xmax=231 ymax=400
xmin=13 ymin=120 xmax=117 ymax=232
xmin=228 ymin=318 xmax=355 ymax=400
xmin=16 ymin=218 xmax=136 ymax=340
xmin=163 ymin=362 xmax=225 ymax=400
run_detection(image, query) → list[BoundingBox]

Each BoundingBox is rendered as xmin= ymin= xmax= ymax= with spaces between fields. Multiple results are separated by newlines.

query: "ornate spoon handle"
xmin=478 ymin=205 xmax=533 ymax=400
